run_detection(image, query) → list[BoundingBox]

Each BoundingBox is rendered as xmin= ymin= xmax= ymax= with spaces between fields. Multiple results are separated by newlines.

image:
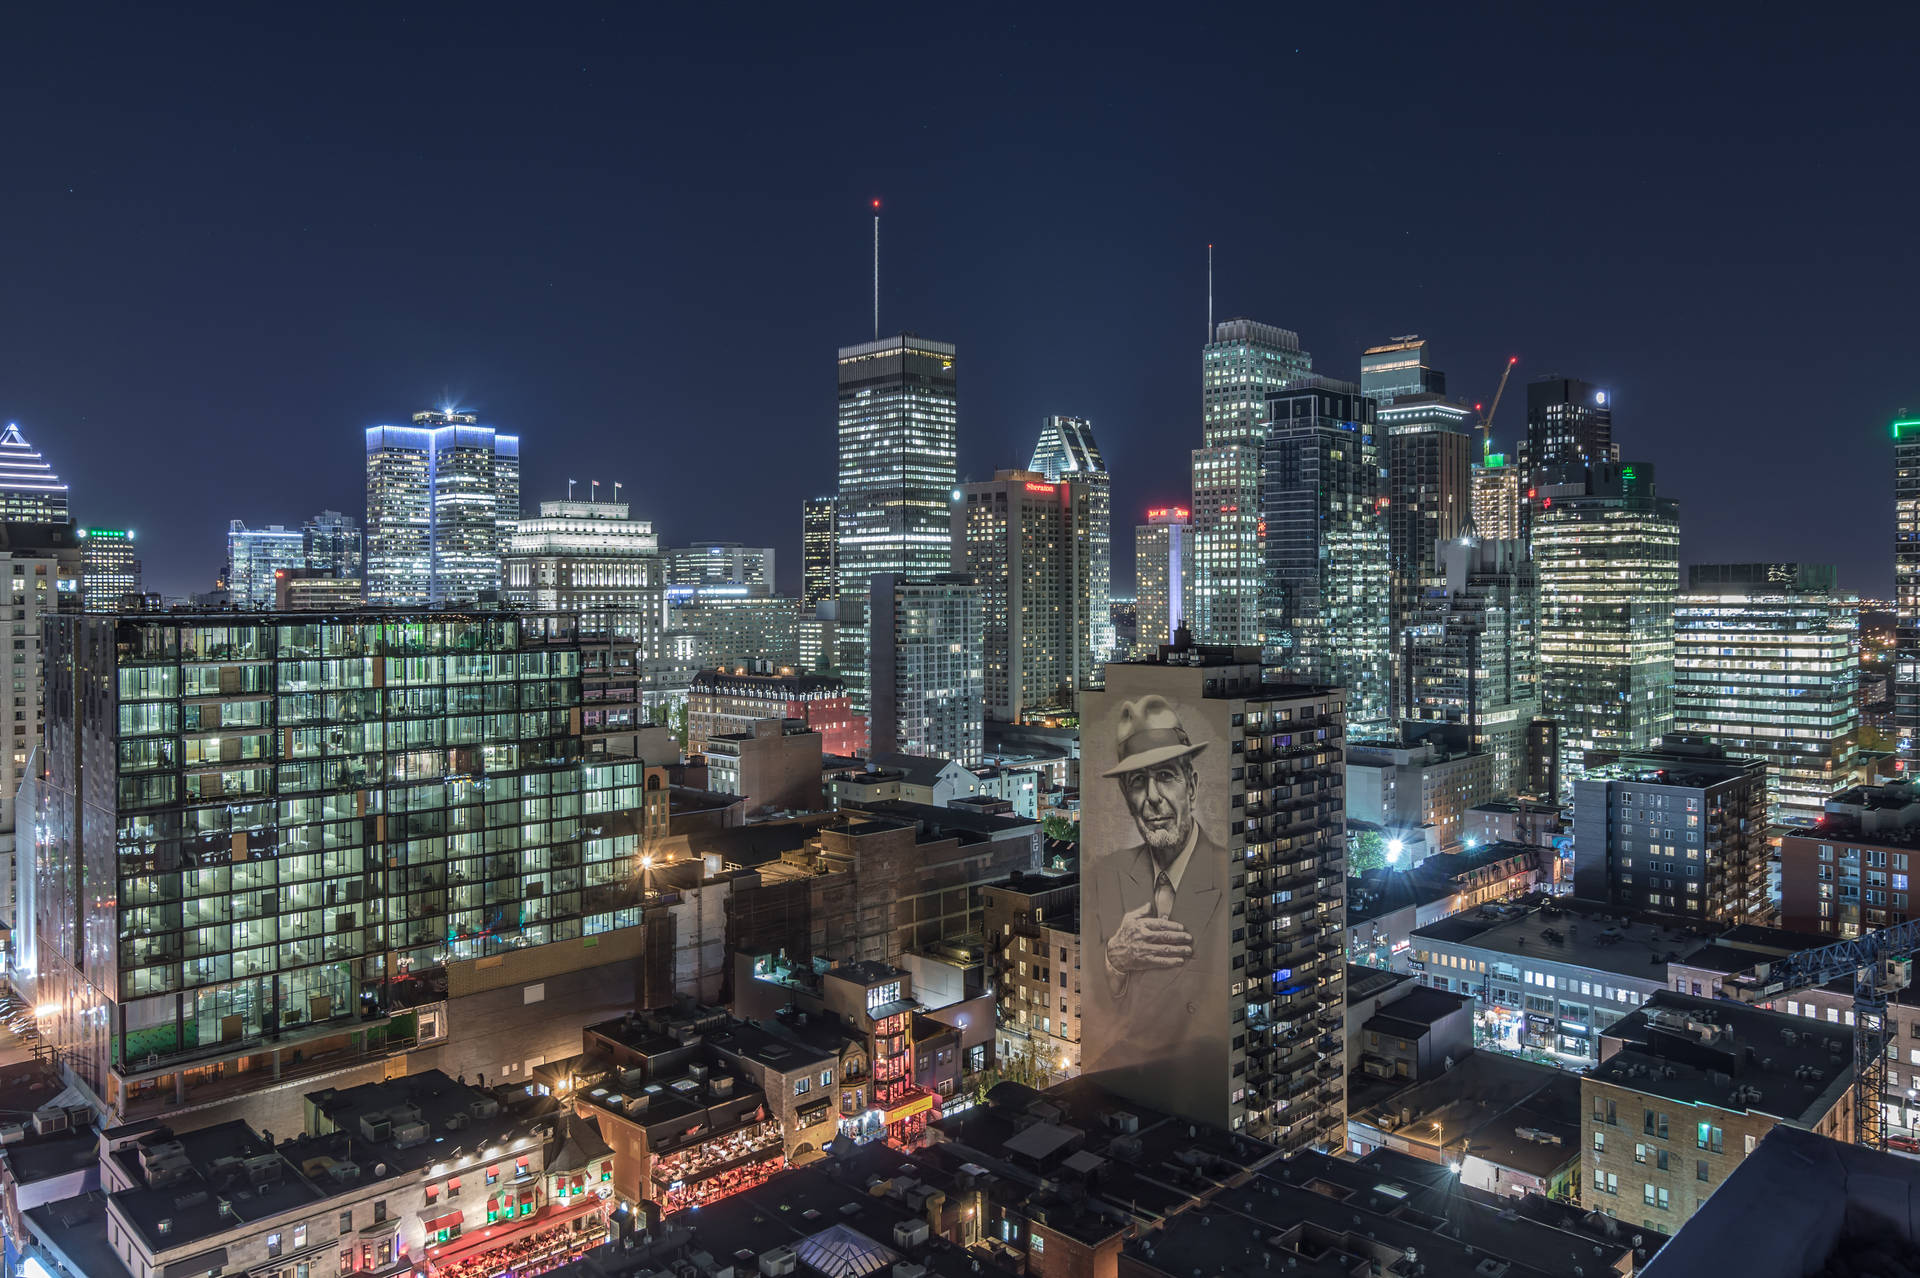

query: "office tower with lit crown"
xmin=868 ymin=573 xmax=983 ymax=764
xmin=1359 ymin=336 xmax=1446 ymax=403
xmin=364 ymin=411 xmax=520 ymax=606
xmin=1470 ymin=453 xmax=1523 ymax=540
xmin=78 ymin=527 xmax=140 ymax=612
xmin=1080 ymin=640 xmax=1346 ymax=1149
xmin=1534 ymin=461 xmax=1681 ymax=787
xmin=802 ymin=496 xmax=839 ymax=609
xmin=33 ymin=608 xmax=650 ymax=1113
xmin=1401 ymin=537 xmax=1539 ymax=796
xmin=1192 ymin=319 xmax=1313 ymax=644
xmin=503 ymin=497 xmax=673 ymax=722
xmin=302 ymin=509 xmax=363 ymax=579
xmin=1261 ymin=378 xmax=1391 ymax=735
xmin=1134 ymin=505 xmax=1194 ymax=651
xmin=1675 ymin=563 xmax=1860 ymax=824
xmin=0 ymin=422 xmax=70 ymax=524
xmin=1897 ymin=416 xmax=1920 ymax=768
xmin=225 ymin=521 xmax=306 ymax=609
xmin=1522 ymin=376 xmax=1616 ymax=476
xmin=953 ymin=470 xmax=1101 ymax=723
xmin=834 ymin=336 xmax=959 ymax=714
xmin=1029 ymin=415 xmax=1114 ymax=660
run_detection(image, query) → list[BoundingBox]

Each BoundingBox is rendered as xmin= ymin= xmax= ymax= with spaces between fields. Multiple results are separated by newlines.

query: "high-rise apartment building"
xmin=802 ymin=496 xmax=839 ymax=609
xmin=1896 ymin=416 xmax=1920 ymax=768
xmin=1380 ymin=393 xmax=1476 ymax=712
xmin=1470 ymin=453 xmax=1523 ymax=541
xmin=302 ymin=509 xmax=363 ymax=580
xmin=1675 ymin=563 xmax=1860 ymax=825
xmin=868 ymin=574 xmax=982 ymax=764
xmin=953 ymin=470 xmax=1101 ymax=722
xmin=503 ymin=498 xmax=673 ymax=720
xmin=1080 ymin=639 xmax=1346 ymax=1150
xmin=364 ymin=411 xmax=520 ymax=606
xmin=664 ymin=542 xmax=775 ymax=595
xmin=1360 ymin=336 xmax=1446 ymax=404
xmin=834 ymin=336 xmax=959 ymax=713
xmin=0 ymin=422 xmax=70 ymax=524
xmin=33 ymin=609 xmax=650 ymax=1110
xmin=1029 ymin=415 xmax=1114 ymax=661
xmin=1133 ymin=506 xmax=1193 ymax=651
xmin=225 ymin=521 xmax=306 ymax=608
xmin=1523 ymin=377 xmax=1616 ymax=476
xmin=78 ymin=527 xmax=140 ymax=612
xmin=1192 ymin=319 xmax=1312 ymax=645
xmin=1535 ymin=461 xmax=1680 ymax=788
xmin=1402 ymin=537 xmax=1540 ymax=796
xmin=1571 ymin=735 xmax=1770 ymax=922
xmin=1261 ymin=378 xmax=1391 ymax=735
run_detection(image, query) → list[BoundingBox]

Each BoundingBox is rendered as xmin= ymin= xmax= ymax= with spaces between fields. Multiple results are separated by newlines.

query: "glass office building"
xmin=1029 ymin=415 xmax=1114 ymax=662
xmin=0 ymin=422 xmax=70 ymax=524
xmin=78 ymin=527 xmax=141 ymax=613
xmin=226 ymin=521 xmax=306 ymax=608
xmin=365 ymin=412 xmax=520 ymax=607
xmin=35 ymin=609 xmax=646 ymax=1111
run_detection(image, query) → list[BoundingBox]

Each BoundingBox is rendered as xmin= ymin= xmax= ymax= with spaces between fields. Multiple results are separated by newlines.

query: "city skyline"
xmin=3 ymin=7 xmax=1914 ymax=599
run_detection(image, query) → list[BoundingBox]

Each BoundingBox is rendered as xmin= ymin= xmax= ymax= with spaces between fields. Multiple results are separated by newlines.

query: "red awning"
xmin=423 ymin=1195 xmax=609 ymax=1272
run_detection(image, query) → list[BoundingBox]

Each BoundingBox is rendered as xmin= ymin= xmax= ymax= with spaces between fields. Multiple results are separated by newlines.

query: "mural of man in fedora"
xmin=1082 ymin=693 xmax=1228 ymax=1083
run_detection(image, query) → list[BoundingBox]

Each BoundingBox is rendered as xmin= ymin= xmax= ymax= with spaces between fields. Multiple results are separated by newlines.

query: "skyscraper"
xmin=1029 ymin=415 xmax=1114 ymax=661
xmin=0 ymin=523 xmax=81 ymax=899
xmin=1380 ymin=393 xmax=1476 ymax=714
xmin=953 ymin=470 xmax=1101 ymax=722
xmin=364 ymin=411 xmax=520 ymax=606
xmin=1470 ymin=452 xmax=1523 ymax=540
xmin=1534 ymin=461 xmax=1680 ymax=787
xmin=225 ymin=521 xmax=306 ymax=608
xmin=0 ymin=422 xmax=70 ymax=524
xmin=1360 ymin=336 xmax=1446 ymax=404
xmin=868 ymin=574 xmax=983 ymax=764
xmin=302 ymin=509 xmax=363 ymax=579
xmin=1523 ymin=377 xmax=1616 ymax=476
xmin=801 ymin=495 xmax=839 ymax=609
xmin=834 ymin=336 xmax=959 ymax=713
xmin=1897 ymin=416 xmax=1920 ymax=768
xmin=1261 ymin=378 xmax=1391 ymax=735
xmin=1079 ymin=640 xmax=1346 ymax=1149
xmin=1192 ymin=319 xmax=1312 ymax=644
xmin=1675 ymin=563 xmax=1860 ymax=824
xmin=664 ymin=542 xmax=775 ymax=595
xmin=78 ymin=527 xmax=141 ymax=612
xmin=1401 ymin=537 xmax=1539 ymax=796
xmin=1134 ymin=505 xmax=1193 ymax=651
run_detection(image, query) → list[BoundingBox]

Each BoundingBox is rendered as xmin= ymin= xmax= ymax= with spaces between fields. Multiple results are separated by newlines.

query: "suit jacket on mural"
xmin=1081 ymin=825 xmax=1230 ymax=1103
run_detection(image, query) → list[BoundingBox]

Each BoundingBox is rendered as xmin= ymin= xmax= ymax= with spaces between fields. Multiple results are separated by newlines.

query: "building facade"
xmin=664 ymin=542 xmax=774 ymax=595
xmin=1777 ymin=781 xmax=1920 ymax=936
xmin=1675 ymin=564 xmax=1860 ymax=825
xmin=226 ymin=522 xmax=306 ymax=609
xmin=1028 ymin=415 xmax=1114 ymax=661
xmin=982 ymin=871 xmax=1081 ymax=1079
xmin=834 ymin=336 xmax=959 ymax=714
xmin=801 ymin=496 xmax=838 ymax=609
xmin=1535 ymin=461 xmax=1681 ymax=788
xmin=1470 ymin=453 xmax=1523 ymax=541
xmin=1133 ymin=506 xmax=1193 ymax=653
xmin=1359 ymin=336 xmax=1446 ymax=404
xmin=867 ymin=574 xmax=983 ymax=765
xmin=78 ymin=527 xmax=140 ymax=613
xmin=1898 ymin=417 xmax=1920 ymax=769
xmin=302 ymin=509 xmax=363 ymax=580
xmin=685 ymin=669 xmax=864 ymax=757
xmin=1523 ymin=377 xmax=1615 ymax=476
xmin=1261 ymin=377 xmax=1391 ymax=735
xmin=1401 ymin=537 xmax=1540 ymax=796
xmin=1379 ymin=393 xmax=1475 ymax=709
xmin=33 ymin=609 xmax=651 ymax=1118
xmin=0 ymin=423 xmax=70 ymax=524
xmin=1080 ymin=639 xmax=1346 ymax=1150
xmin=364 ymin=411 xmax=520 ymax=606
xmin=1191 ymin=318 xmax=1313 ymax=645
xmin=953 ymin=470 xmax=1100 ymax=723
xmin=1571 ymin=735 xmax=1770 ymax=923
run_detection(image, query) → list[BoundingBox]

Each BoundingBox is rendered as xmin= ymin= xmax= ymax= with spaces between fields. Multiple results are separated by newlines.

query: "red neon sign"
xmin=1023 ymin=482 xmax=1056 ymax=494
xmin=1146 ymin=506 xmax=1192 ymax=520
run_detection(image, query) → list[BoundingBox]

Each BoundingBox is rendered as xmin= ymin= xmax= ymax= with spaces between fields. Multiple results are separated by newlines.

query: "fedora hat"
xmin=1102 ymin=694 xmax=1208 ymax=776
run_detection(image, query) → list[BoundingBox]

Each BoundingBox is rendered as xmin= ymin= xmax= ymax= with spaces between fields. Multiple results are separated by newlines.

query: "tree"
xmin=1349 ymin=829 xmax=1387 ymax=872
xmin=1042 ymin=814 xmax=1080 ymax=845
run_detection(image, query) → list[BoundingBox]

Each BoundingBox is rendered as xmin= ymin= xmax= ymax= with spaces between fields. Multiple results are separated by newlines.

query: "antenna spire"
xmin=871 ymin=199 xmax=882 ymax=340
xmin=1207 ymin=244 xmax=1213 ymax=339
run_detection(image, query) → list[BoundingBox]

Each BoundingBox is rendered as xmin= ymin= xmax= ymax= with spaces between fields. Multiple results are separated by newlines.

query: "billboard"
xmin=1079 ymin=678 xmax=1233 ymax=1127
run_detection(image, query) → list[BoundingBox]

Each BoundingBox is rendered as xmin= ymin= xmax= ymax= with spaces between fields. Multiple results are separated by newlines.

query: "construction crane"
xmin=1722 ymin=918 xmax=1920 ymax=1151
xmin=1476 ymin=356 xmax=1519 ymax=461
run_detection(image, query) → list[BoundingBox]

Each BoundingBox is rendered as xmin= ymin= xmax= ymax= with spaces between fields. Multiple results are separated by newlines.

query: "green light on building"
xmin=1894 ymin=419 xmax=1920 ymax=439
xmin=1484 ymin=453 xmax=1506 ymax=468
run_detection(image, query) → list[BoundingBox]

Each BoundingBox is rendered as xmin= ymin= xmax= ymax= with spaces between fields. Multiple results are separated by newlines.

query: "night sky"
xmin=3 ymin=4 xmax=1913 ymax=599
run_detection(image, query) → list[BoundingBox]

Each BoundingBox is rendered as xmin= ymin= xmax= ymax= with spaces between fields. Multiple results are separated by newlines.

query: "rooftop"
xmin=1348 ymin=1051 xmax=1580 ymax=1177
xmin=1412 ymin=894 xmax=1699 ymax=983
xmin=112 ymin=1120 xmax=322 ymax=1255
xmin=1589 ymin=991 xmax=1852 ymax=1123
xmin=1363 ymin=985 xmax=1471 ymax=1032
